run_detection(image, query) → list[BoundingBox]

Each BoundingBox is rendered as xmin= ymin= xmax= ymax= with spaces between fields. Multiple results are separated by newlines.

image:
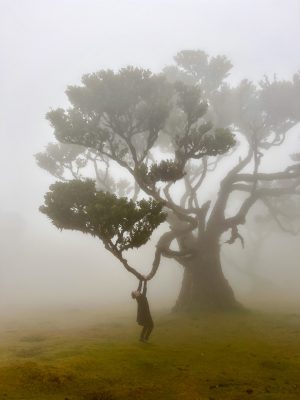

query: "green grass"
xmin=1 ymin=310 xmax=300 ymax=399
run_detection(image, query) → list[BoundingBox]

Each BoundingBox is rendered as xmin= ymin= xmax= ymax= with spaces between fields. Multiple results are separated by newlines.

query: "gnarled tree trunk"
xmin=173 ymin=234 xmax=239 ymax=312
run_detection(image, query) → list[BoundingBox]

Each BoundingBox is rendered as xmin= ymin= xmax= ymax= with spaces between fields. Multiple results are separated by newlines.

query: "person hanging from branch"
xmin=131 ymin=278 xmax=154 ymax=343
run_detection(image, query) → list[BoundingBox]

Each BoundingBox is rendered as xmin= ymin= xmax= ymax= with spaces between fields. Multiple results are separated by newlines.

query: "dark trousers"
xmin=140 ymin=321 xmax=154 ymax=341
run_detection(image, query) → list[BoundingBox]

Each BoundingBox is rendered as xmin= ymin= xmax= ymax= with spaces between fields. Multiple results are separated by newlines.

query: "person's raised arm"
xmin=142 ymin=280 xmax=147 ymax=296
xmin=137 ymin=280 xmax=143 ymax=292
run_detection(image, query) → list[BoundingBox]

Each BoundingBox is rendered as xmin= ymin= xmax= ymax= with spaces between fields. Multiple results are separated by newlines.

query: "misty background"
xmin=1 ymin=0 xmax=300 ymax=314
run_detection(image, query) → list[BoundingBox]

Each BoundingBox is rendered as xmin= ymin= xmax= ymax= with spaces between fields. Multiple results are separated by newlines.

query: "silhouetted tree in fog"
xmin=37 ymin=50 xmax=300 ymax=311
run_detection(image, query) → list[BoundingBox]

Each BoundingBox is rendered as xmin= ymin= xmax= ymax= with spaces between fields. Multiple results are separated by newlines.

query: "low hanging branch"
xmin=40 ymin=179 xmax=167 ymax=278
xmin=40 ymin=179 xmax=200 ymax=281
xmin=146 ymin=210 xmax=200 ymax=280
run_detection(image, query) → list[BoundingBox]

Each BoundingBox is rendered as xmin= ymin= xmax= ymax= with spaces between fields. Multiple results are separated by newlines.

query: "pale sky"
xmin=0 ymin=0 xmax=299 ymax=310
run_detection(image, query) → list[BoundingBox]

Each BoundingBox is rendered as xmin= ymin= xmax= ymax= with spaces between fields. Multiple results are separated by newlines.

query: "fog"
xmin=1 ymin=0 xmax=300 ymax=319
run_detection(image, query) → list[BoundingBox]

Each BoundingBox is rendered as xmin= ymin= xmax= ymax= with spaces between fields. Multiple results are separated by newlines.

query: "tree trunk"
xmin=173 ymin=237 xmax=240 ymax=312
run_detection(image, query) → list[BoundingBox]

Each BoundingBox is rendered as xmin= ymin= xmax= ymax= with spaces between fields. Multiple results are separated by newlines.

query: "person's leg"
xmin=144 ymin=321 xmax=154 ymax=341
xmin=140 ymin=325 xmax=147 ymax=341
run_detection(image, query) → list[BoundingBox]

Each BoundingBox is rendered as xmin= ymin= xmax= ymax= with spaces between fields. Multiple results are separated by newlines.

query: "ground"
xmin=0 ymin=308 xmax=300 ymax=400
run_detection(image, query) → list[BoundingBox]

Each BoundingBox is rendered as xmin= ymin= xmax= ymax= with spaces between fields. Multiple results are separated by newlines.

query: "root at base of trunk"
xmin=173 ymin=263 xmax=241 ymax=312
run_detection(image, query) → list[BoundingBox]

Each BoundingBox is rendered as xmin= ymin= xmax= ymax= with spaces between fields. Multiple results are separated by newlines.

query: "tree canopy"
xmin=37 ymin=50 xmax=300 ymax=309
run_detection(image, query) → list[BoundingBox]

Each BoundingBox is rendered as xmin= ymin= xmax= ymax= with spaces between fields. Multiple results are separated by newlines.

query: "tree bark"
xmin=173 ymin=237 xmax=240 ymax=312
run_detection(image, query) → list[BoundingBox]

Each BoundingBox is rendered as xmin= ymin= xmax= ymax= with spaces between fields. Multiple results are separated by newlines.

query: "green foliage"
xmin=174 ymin=82 xmax=208 ymax=125
xmin=39 ymin=63 xmax=237 ymax=266
xmin=168 ymin=49 xmax=233 ymax=93
xmin=46 ymin=67 xmax=173 ymax=164
xmin=175 ymin=49 xmax=209 ymax=79
xmin=165 ymin=51 xmax=300 ymax=151
xmin=203 ymin=128 xmax=236 ymax=156
xmin=159 ymin=75 xmax=236 ymax=161
xmin=149 ymin=160 xmax=185 ymax=182
xmin=136 ymin=160 xmax=185 ymax=186
xmin=259 ymin=73 xmax=300 ymax=124
xmin=35 ymin=143 xmax=87 ymax=179
xmin=38 ymin=58 xmax=238 ymax=267
xmin=210 ymin=75 xmax=300 ymax=144
xmin=45 ymin=64 xmax=236 ymax=172
xmin=175 ymin=126 xmax=236 ymax=160
xmin=40 ymin=180 xmax=166 ymax=252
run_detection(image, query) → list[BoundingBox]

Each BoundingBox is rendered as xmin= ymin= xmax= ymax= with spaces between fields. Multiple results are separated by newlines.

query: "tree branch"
xmin=146 ymin=213 xmax=199 ymax=280
xmin=232 ymin=168 xmax=300 ymax=184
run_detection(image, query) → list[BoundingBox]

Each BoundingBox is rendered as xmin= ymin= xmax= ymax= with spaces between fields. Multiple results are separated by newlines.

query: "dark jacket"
xmin=136 ymin=281 xmax=153 ymax=326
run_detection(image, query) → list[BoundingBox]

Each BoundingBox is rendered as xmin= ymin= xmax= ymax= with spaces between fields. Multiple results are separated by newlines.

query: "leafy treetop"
xmin=38 ymin=50 xmax=300 ymax=284
xmin=40 ymin=180 xmax=167 ymax=253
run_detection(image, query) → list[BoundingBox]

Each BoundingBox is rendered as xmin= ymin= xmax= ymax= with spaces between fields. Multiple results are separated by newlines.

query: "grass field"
xmin=0 ymin=308 xmax=300 ymax=400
